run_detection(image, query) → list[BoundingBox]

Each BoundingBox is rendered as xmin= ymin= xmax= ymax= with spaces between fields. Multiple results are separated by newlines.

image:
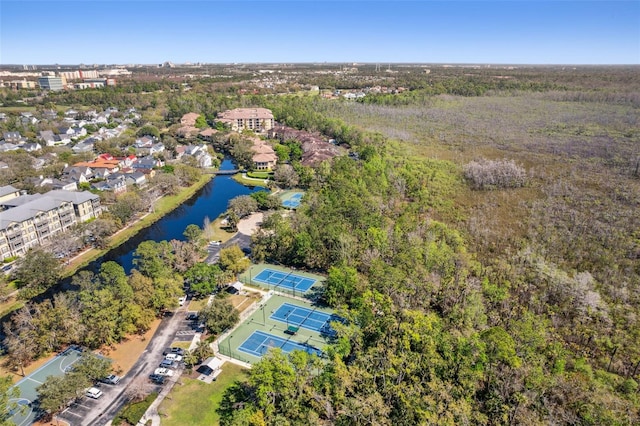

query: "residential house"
xmin=176 ymin=125 xmax=198 ymax=138
xmin=73 ymin=156 xmax=120 ymax=176
xmin=217 ymin=108 xmax=275 ymax=133
xmin=62 ymin=165 xmax=94 ymax=184
xmin=42 ymin=110 xmax=58 ymax=121
xmin=94 ymin=113 xmax=109 ymax=124
xmin=22 ymin=142 xmax=42 ymax=153
xmin=115 ymin=155 xmax=137 ymax=168
xmin=0 ymin=185 xmax=20 ymax=204
xmin=92 ymin=175 xmax=126 ymax=194
xmin=198 ymin=128 xmax=217 ymax=141
xmin=3 ymin=131 xmax=23 ymax=144
xmin=58 ymin=126 xmax=75 ymax=136
xmin=150 ymin=143 xmax=165 ymax=155
xmin=0 ymin=143 xmax=19 ymax=153
xmin=39 ymin=130 xmax=56 ymax=146
xmin=50 ymin=179 xmax=78 ymax=191
xmin=72 ymin=140 xmax=95 ymax=154
xmin=54 ymin=133 xmax=72 ymax=146
xmin=20 ymin=112 xmax=38 ymax=125
xmin=180 ymin=112 xmax=200 ymax=127
xmin=174 ymin=145 xmax=186 ymax=160
xmin=26 ymin=175 xmax=53 ymax=188
xmin=133 ymin=156 xmax=163 ymax=172
xmin=181 ymin=145 xmax=213 ymax=168
xmin=125 ymin=171 xmax=147 ymax=187
xmin=135 ymin=136 xmax=155 ymax=149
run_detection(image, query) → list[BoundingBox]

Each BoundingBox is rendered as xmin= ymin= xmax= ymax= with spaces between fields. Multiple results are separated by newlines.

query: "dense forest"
xmin=217 ymin=69 xmax=640 ymax=425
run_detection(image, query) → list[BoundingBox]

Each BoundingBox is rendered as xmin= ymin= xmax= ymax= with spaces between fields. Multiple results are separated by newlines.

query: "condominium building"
xmin=217 ymin=108 xmax=275 ymax=133
xmin=0 ymin=189 xmax=101 ymax=260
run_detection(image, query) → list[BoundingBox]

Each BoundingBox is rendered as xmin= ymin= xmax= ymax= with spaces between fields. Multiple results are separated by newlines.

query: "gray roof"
xmin=0 ymin=195 xmax=70 ymax=231
xmin=46 ymin=189 xmax=100 ymax=204
xmin=0 ymin=185 xmax=20 ymax=198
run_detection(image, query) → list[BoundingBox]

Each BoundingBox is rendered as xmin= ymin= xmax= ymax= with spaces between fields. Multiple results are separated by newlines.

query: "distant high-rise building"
xmin=38 ymin=75 xmax=64 ymax=91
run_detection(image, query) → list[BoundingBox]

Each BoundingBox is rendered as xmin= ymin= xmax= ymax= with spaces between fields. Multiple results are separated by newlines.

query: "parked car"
xmin=165 ymin=353 xmax=183 ymax=362
xmin=154 ymin=368 xmax=174 ymax=377
xmin=159 ymin=359 xmax=176 ymax=368
xmin=186 ymin=313 xmax=198 ymax=321
xmin=149 ymin=374 xmax=165 ymax=384
xmin=85 ymin=387 xmax=103 ymax=399
xmin=1 ymin=265 xmax=12 ymax=272
xmin=208 ymin=240 xmax=221 ymax=246
xmin=100 ymin=374 xmax=121 ymax=385
xmin=178 ymin=296 xmax=186 ymax=306
xmin=171 ymin=347 xmax=185 ymax=356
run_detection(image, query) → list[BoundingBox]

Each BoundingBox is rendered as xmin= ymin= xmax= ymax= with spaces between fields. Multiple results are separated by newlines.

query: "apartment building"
xmin=217 ymin=108 xmax=275 ymax=133
xmin=0 ymin=188 xmax=101 ymax=260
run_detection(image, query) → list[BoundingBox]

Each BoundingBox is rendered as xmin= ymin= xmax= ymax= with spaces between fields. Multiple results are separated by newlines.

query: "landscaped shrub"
xmin=113 ymin=392 xmax=158 ymax=425
xmin=463 ymin=158 xmax=527 ymax=190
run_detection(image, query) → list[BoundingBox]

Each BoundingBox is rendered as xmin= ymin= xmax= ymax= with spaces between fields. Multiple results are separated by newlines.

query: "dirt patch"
xmin=96 ymin=318 xmax=161 ymax=376
xmin=237 ymin=212 xmax=263 ymax=236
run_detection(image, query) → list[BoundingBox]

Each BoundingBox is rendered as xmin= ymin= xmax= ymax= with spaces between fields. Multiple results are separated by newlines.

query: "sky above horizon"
xmin=1 ymin=1 xmax=638 ymax=65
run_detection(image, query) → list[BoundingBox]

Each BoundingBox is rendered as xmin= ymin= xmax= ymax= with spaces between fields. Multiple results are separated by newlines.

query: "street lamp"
xmin=228 ymin=335 xmax=233 ymax=358
xmin=261 ymin=304 xmax=266 ymax=326
xmin=286 ymin=310 xmax=291 ymax=328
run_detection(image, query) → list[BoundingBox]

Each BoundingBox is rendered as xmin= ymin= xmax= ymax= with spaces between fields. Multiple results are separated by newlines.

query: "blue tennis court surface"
xmin=282 ymin=192 xmax=303 ymax=208
xmin=253 ymin=268 xmax=316 ymax=292
xmin=238 ymin=330 xmax=323 ymax=357
xmin=270 ymin=303 xmax=341 ymax=336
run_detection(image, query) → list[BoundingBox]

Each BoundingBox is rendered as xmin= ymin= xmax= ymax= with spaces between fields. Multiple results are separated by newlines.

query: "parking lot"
xmin=174 ymin=308 xmax=202 ymax=342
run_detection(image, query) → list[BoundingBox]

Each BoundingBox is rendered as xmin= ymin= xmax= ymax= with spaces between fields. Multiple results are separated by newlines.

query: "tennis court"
xmin=253 ymin=268 xmax=316 ymax=292
xmin=271 ymin=302 xmax=340 ymax=336
xmin=238 ymin=330 xmax=323 ymax=358
xmin=10 ymin=346 xmax=83 ymax=426
xmin=281 ymin=192 xmax=303 ymax=208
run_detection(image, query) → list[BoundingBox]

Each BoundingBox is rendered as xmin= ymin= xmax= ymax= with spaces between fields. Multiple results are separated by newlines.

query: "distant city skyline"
xmin=1 ymin=1 xmax=638 ymax=65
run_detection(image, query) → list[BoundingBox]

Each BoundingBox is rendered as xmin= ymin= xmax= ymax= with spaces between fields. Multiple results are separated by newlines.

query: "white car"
xmin=85 ymin=387 xmax=103 ymax=399
xmin=178 ymin=296 xmax=186 ymax=306
xmin=209 ymin=241 xmax=221 ymax=246
xmin=154 ymin=368 xmax=174 ymax=377
xmin=165 ymin=353 xmax=183 ymax=362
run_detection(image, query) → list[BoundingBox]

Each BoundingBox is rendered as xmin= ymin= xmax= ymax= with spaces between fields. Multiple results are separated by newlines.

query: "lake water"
xmin=86 ymin=158 xmax=263 ymax=274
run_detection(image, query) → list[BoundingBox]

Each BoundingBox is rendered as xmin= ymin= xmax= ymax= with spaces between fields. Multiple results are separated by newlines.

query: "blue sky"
xmin=1 ymin=1 xmax=638 ymax=65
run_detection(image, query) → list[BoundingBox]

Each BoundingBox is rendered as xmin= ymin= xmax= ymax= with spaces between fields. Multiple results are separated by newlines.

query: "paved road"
xmin=57 ymin=303 xmax=191 ymax=426
xmin=205 ymin=233 xmax=251 ymax=265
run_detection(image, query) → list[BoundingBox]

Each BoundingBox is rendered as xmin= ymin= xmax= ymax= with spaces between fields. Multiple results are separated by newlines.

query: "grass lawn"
xmin=187 ymin=297 xmax=210 ymax=312
xmin=232 ymin=173 xmax=268 ymax=187
xmin=159 ymin=362 xmax=248 ymax=425
xmin=205 ymin=218 xmax=238 ymax=244
xmin=247 ymin=171 xmax=272 ymax=179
